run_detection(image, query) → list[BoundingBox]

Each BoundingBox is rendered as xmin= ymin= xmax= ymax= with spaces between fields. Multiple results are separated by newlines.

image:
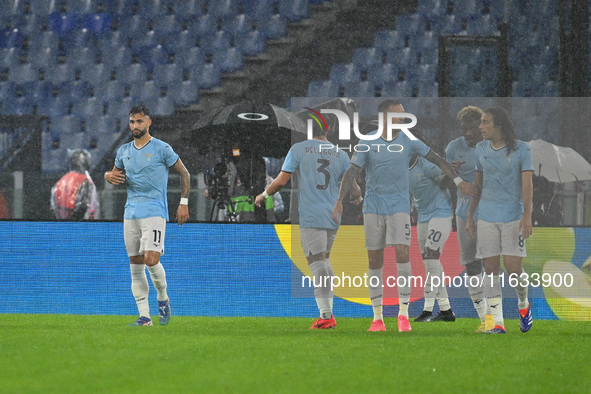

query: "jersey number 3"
xmin=316 ymin=158 xmax=331 ymax=190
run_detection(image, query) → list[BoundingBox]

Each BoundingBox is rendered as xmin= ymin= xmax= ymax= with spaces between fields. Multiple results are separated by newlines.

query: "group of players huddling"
xmin=257 ymin=99 xmax=534 ymax=334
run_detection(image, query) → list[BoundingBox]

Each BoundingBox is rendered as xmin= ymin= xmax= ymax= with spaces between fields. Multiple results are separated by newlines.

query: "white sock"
xmin=147 ymin=263 xmax=168 ymax=302
xmin=434 ymin=261 xmax=451 ymax=311
xmin=423 ymin=259 xmax=439 ymax=312
xmin=326 ymin=258 xmax=335 ymax=311
xmin=513 ymin=270 xmax=529 ymax=310
xmin=397 ymin=263 xmax=412 ymax=318
xmin=484 ymin=274 xmax=504 ymax=327
xmin=130 ymin=264 xmax=150 ymax=318
xmin=310 ymin=261 xmax=332 ymax=319
xmin=467 ymin=273 xmax=487 ymax=321
xmin=368 ymin=267 xmax=383 ymax=321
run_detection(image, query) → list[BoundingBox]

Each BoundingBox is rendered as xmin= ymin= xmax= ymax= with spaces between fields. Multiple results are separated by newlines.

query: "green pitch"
xmin=1 ymin=315 xmax=590 ymax=393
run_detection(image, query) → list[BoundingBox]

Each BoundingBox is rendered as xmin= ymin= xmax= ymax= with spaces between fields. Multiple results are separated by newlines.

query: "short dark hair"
xmin=378 ymin=99 xmax=403 ymax=113
xmin=129 ymin=104 xmax=150 ymax=117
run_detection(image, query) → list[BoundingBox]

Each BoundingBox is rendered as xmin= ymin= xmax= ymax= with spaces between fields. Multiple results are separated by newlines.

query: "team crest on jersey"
xmin=145 ymin=153 xmax=154 ymax=161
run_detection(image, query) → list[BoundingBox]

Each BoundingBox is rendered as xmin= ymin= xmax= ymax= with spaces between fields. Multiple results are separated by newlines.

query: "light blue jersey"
xmin=351 ymin=133 xmax=430 ymax=215
xmin=409 ymin=157 xmax=452 ymax=222
xmin=475 ymin=140 xmax=533 ymax=223
xmin=445 ymin=136 xmax=479 ymax=221
xmin=282 ymin=139 xmax=350 ymax=229
xmin=115 ymin=138 xmax=179 ymax=220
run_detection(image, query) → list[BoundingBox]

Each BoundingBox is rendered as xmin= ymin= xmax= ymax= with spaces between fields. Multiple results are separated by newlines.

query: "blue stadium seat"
xmin=23 ymin=81 xmax=52 ymax=103
xmin=141 ymin=0 xmax=170 ymax=17
xmin=153 ymin=63 xmax=184 ymax=87
xmin=417 ymin=0 xmax=444 ymax=20
xmin=65 ymin=0 xmax=98 ymax=13
xmin=438 ymin=14 xmax=463 ymax=35
xmin=329 ymin=63 xmax=360 ymax=85
xmin=0 ymin=0 xmax=27 ymax=16
xmin=259 ymin=14 xmax=287 ymax=39
xmin=18 ymin=14 xmax=49 ymax=35
xmin=410 ymin=31 xmax=437 ymax=51
xmin=344 ymin=81 xmax=375 ymax=98
xmin=130 ymin=80 xmax=161 ymax=103
xmin=96 ymin=131 xmax=120 ymax=151
xmin=381 ymin=80 xmax=412 ymax=97
xmin=466 ymin=14 xmax=498 ymax=35
xmin=107 ymin=96 xmax=134 ymax=120
xmin=153 ymin=15 xmax=183 ymax=35
xmin=0 ymin=81 xmax=17 ymax=102
xmin=98 ymin=31 xmax=126 ymax=54
xmin=100 ymin=46 xmax=132 ymax=67
xmin=395 ymin=14 xmax=424 ymax=37
xmin=452 ymin=0 xmax=479 ymax=19
xmin=66 ymin=47 xmax=97 ymax=70
xmin=352 ymin=48 xmax=383 ymax=70
xmin=306 ymin=80 xmax=339 ymax=97
xmin=8 ymin=64 xmax=39 ymax=84
xmin=118 ymin=15 xmax=149 ymax=39
xmin=49 ymin=115 xmax=81 ymax=136
xmin=485 ymin=0 xmax=504 ymax=20
xmin=416 ymin=81 xmax=439 ymax=97
xmin=208 ymin=0 xmax=239 ymax=21
xmin=49 ymin=13 xmax=80 ymax=36
xmin=28 ymin=47 xmax=60 ymax=68
xmin=29 ymin=0 xmax=60 ymax=15
xmin=278 ymin=0 xmax=308 ymax=22
xmin=169 ymin=80 xmax=199 ymax=106
xmin=418 ymin=48 xmax=438 ymax=65
xmin=166 ymin=29 xmax=200 ymax=54
xmin=43 ymin=147 xmax=69 ymax=173
xmin=373 ymin=30 xmax=404 ymax=50
xmin=386 ymin=47 xmax=416 ymax=70
xmin=37 ymin=96 xmax=72 ymax=117
xmin=82 ymin=64 xmax=114 ymax=86
xmin=59 ymin=131 xmax=90 ymax=150
xmin=85 ymin=115 xmax=118 ymax=136
xmin=139 ymin=45 xmax=171 ymax=72
xmin=45 ymin=63 xmax=76 ymax=84
xmin=72 ymin=97 xmax=105 ymax=118
xmin=238 ymin=30 xmax=266 ymax=57
xmin=94 ymin=80 xmax=126 ymax=102
xmin=82 ymin=13 xmax=112 ymax=35
xmin=64 ymin=28 xmax=96 ymax=49
xmin=117 ymin=63 xmax=147 ymax=84
xmin=187 ymin=13 xmax=217 ymax=37
xmin=369 ymin=63 xmax=399 ymax=87
xmin=130 ymin=29 xmax=166 ymax=50
xmin=200 ymin=30 xmax=232 ymax=55
xmin=213 ymin=47 xmax=243 ymax=73
xmin=0 ymin=28 xmax=25 ymax=49
xmin=174 ymin=0 xmax=206 ymax=16
xmin=2 ymin=97 xmax=34 ymax=115
xmin=189 ymin=62 xmax=221 ymax=89
xmin=243 ymin=0 xmax=274 ymax=20
xmin=225 ymin=14 xmax=253 ymax=38
xmin=149 ymin=96 xmax=175 ymax=115
xmin=61 ymin=81 xmax=92 ymax=101
xmin=0 ymin=47 xmax=22 ymax=68
xmin=409 ymin=64 xmax=437 ymax=86
xmin=176 ymin=46 xmax=205 ymax=68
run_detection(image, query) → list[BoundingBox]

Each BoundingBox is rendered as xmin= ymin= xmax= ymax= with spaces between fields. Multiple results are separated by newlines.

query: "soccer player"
xmin=255 ymin=119 xmax=354 ymax=329
xmin=409 ymin=153 xmax=455 ymax=322
xmin=466 ymin=106 xmax=534 ymax=334
xmin=332 ymin=99 xmax=475 ymax=332
xmin=443 ymin=106 xmax=493 ymax=332
xmin=105 ymin=105 xmax=190 ymax=326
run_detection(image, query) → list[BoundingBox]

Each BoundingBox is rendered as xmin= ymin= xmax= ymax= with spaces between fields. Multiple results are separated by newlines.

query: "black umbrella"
xmin=190 ymin=102 xmax=307 ymax=158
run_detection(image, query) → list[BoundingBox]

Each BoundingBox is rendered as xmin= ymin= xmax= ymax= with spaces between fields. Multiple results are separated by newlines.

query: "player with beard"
xmin=105 ymin=105 xmax=190 ymax=326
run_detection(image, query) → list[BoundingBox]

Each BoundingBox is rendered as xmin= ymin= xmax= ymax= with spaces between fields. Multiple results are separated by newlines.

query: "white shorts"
xmin=124 ymin=217 xmax=167 ymax=257
xmin=456 ymin=216 xmax=478 ymax=266
xmin=476 ymin=219 xmax=526 ymax=259
xmin=300 ymin=227 xmax=338 ymax=257
xmin=364 ymin=212 xmax=411 ymax=250
xmin=417 ymin=216 xmax=452 ymax=255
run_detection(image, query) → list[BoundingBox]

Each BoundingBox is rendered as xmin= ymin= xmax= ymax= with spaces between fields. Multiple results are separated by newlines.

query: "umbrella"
xmin=190 ymin=102 xmax=307 ymax=158
xmin=528 ymin=139 xmax=591 ymax=183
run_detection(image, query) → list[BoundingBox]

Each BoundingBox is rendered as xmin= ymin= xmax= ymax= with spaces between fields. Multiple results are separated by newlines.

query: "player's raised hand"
xmin=105 ymin=168 xmax=126 ymax=185
xmin=332 ymin=199 xmax=343 ymax=223
xmin=254 ymin=194 xmax=266 ymax=207
xmin=177 ymin=204 xmax=188 ymax=225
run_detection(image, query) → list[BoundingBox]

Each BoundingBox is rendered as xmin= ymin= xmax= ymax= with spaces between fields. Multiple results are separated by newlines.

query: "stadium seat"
xmin=43 ymin=147 xmax=69 ymax=173
xmin=381 ymin=80 xmax=412 ymax=97
xmin=466 ymin=14 xmax=499 ymax=35
xmin=58 ymin=132 xmax=89 ymax=150
xmin=61 ymin=81 xmax=92 ymax=101
xmin=108 ymin=96 xmax=134 ymax=120
xmin=176 ymin=46 xmax=205 ymax=68
xmin=438 ymin=14 xmax=463 ymax=35
xmin=279 ymin=0 xmax=309 ymax=21
xmin=2 ymin=96 xmax=34 ymax=115
xmin=344 ymin=81 xmax=375 ymax=98
xmin=0 ymin=82 xmax=17 ymax=102
xmin=81 ymin=63 xmax=114 ymax=86
xmin=452 ymin=0 xmax=479 ymax=19
xmin=169 ymin=80 xmax=199 ymax=106
xmin=395 ymin=14 xmax=424 ymax=37
xmin=416 ymin=81 xmax=439 ymax=97
xmin=29 ymin=0 xmax=60 ymax=16
xmin=139 ymin=45 xmax=171 ymax=72
xmin=23 ymin=81 xmax=53 ymax=102
xmin=0 ymin=28 xmax=25 ymax=49
xmin=238 ymin=30 xmax=266 ymax=57
xmin=386 ymin=47 xmax=416 ymax=70
xmin=65 ymin=0 xmax=98 ymax=13
xmin=85 ymin=115 xmax=118 ymax=136
xmin=259 ymin=14 xmax=287 ymax=39
xmin=352 ymin=48 xmax=383 ymax=70
xmin=118 ymin=15 xmax=149 ymax=40
xmin=150 ymin=96 xmax=175 ymax=115
xmin=208 ymin=0 xmax=239 ymax=21
xmin=49 ymin=13 xmax=80 ymax=36
xmin=213 ymin=47 xmax=243 ymax=73
xmin=243 ymin=0 xmax=274 ymax=20
xmin=0 ymin=47 xmax=22 ymax=68
xmin=17 ymin=14 xmax=49 ymax=35
xmin=306 ymin=80 xmax=339 ymax=97
xmin=153 ymin=63 xmax=184 ymax=87
xmin=82 ymin=13 xmax=112 ymax=35
xmin=329 ymin=63 xmax=360 ymax=86
xmin=45 ymin=63 xmax=76 ymax=84
xmin=129 ymin=80 xmax=161 ymax=103
xmin=72 ymin=97 xmax=105 ymax=118
xmin=188 ymin=14 xmax=217 ymax=38
xmin=189 ymin=62 xmax=221 ymax=89
xmin=153 ymin=15 xmax=183 ymax=35
xmin=200 ymin=31 xmax=232 ymax=55
xmin=225 ymin=14 xmax=253 ymax=38
xmin=173 ymin=0 xmax=206 ymax=16
xmin=117 ymin=63 xmax=147 ymax=84
xmin=418 ymin=0 xmax=444 ymax=20
xmin=166 ymin=29 xmax=200 ymax=54
xmin=141 ymin=0 xmax=170 ymax=17
xmin=373 ymin=30 xmax=404 ymax=50
xmin=8 ymin=64 xmax=39 ymax=84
